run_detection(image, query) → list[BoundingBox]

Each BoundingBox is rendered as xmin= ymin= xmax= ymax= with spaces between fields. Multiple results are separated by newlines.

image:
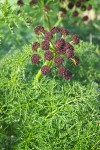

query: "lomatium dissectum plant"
xmin=31 ymin=25 xmax=80 ymax=81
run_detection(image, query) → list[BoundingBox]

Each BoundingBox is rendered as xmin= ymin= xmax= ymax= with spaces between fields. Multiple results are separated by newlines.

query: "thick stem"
xmin=34 ymin=60 xmax=52 ymax=83
xmin=33 ymin=17 xmax=62 ymax=84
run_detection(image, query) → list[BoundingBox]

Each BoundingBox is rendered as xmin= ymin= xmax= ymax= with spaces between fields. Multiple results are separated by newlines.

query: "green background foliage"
xmin=0 ymin=0 xmax=100 ymax=149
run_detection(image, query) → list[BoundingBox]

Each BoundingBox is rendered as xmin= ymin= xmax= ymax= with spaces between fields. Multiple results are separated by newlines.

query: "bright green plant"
xmin=0 ymin=40 xmax=99 ymax=149
xmin=0 ymin=0 xmax=100 ymax=149
xmin=31 ymin=25 xmax=80 ymax=81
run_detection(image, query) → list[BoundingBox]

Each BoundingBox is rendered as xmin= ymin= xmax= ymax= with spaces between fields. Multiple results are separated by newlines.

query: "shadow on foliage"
xmin=62 ymin=20 xmax=100 ymax=46
xmin=54 ymin=45 xmax=99 ymax=86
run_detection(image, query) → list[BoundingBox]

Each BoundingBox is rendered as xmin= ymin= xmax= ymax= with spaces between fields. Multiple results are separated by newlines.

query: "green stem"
xmin=54 ymin=18 xmax=62 ymax=26
xmin=46 ymin=14 xmax=51 ymax=29
xmin=34 ymin=60 xmax=52 ymax=83
xmin=42 ymin=1 xmax=51 ymax=29
xmin=33 ymin=17 xmax=62 ymax=85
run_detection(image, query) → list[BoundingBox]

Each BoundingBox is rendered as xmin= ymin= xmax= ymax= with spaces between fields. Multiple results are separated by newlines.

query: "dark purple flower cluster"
xmin=58 ymin=66 xmax=72 ymax=80
xmin=41 ymin=65 xmax=51 ymax=75
xmin=31 ymin=25 xmax=80 ymax=80
xmin=73 ymin=11 xmax=79 ymax=17
xmin=29 ymin=0 xmax=38 ymax=7
xmin=44 ymin=51 xmax=53 ymax=60
xmin=82 ymin=16 xmax=89 ymax=21
xmin=71 ymin=34 xmax=80 ymax=44
xmin=50 ymin=27 xmax=60 ymax=34
xmin=17 ymin=0 xmax=38 ymax=7
xmin=54 ymin=38 xmax=65 ymax=49
xmin=54 ymin=56 xmax=64 ymax=66
xmin=31 ymin=54 xmax=40 ymax=64
xmin=34 ymin=26 xmax=45 ymax=35
xmin=17 ymin=0 xmax=24 ymax=6
xmin=59 ymin=0 xmax=92 ymax=22
xmin=41 ymin=40 xmax=50 ymax=50
xmin=32 ymin=42 xmax=40 ymax=51
xmin=44 ymin=32 xmax=53 ymax=41
xmin=60 ymin=28 xmax=69 ymax=36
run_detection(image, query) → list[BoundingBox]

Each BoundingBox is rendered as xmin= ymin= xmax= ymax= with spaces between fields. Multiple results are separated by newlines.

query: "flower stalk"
xmin=35 ymin=60 xmax=52 ymax=81
xmin=32 ymin=25 xmax=80 ymax=83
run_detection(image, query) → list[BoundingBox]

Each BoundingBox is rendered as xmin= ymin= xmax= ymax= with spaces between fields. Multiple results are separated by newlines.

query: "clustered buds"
xmin=31 ymin=54 xmax=40 ymax=64
xmin=76 ymin=1 xmax=81 ymax=7
xmin=17 ymin=0 xmax=38 ymax=7
xmin=71 ymin=34 xmax=80 ymax=44
xmin=31 ymin=25 xmax=80 ymax=80
xmin=44 ymin=51 xmax=53 ymax=60
xmin=86 ymin=4 xmax=92 ymax=10
xmin=73 ymin=11 xmax=79 ymax=17
xmin=17 ymin=0 xmax=50 ymax=20
xmin=41 ymin=65 xmax=51 ymax=75
xmin=82 ymin=16 xmax=89 ymax=21
xmin=54 ymin=38 xmax=65 ymax=49
xmin=50 ymin=26 xmax=60 ymax=34
xmin=29 ymin=0 xmax=38 ymax=7
xmin=58 ymin=66 xmax=72 ymax=80
xmin=41 ymin=40 xmax=50 ymax=50
xmin=44 ymin=32 xmax=53 ymax=41
xmin=68 ymin=2 xmax=74 ymax=9
xmin=66 ymin=49 xmax=74 ymax=59
xmin=32 ymin=42 xmax=40 ymax=51
xmin=17 ymin=0 xmax=24 ymax=6
xmin=60 ymin=28 xmax=69 ymax=36
xmin=59 ymin=0 xmax=92 ymax=22
xmin=34 ymin=26 xmax=45 ymax=35
xmin=54 ymin=56 xmax=64 ymax=66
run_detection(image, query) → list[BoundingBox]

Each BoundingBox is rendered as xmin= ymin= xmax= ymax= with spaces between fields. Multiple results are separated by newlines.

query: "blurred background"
xmin=0 ymin=0 xmax=100 ymax=59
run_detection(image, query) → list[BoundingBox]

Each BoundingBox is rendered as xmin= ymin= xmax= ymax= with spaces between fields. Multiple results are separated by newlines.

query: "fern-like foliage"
xmin=0 ymin=41 xmax=99 ymax=149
